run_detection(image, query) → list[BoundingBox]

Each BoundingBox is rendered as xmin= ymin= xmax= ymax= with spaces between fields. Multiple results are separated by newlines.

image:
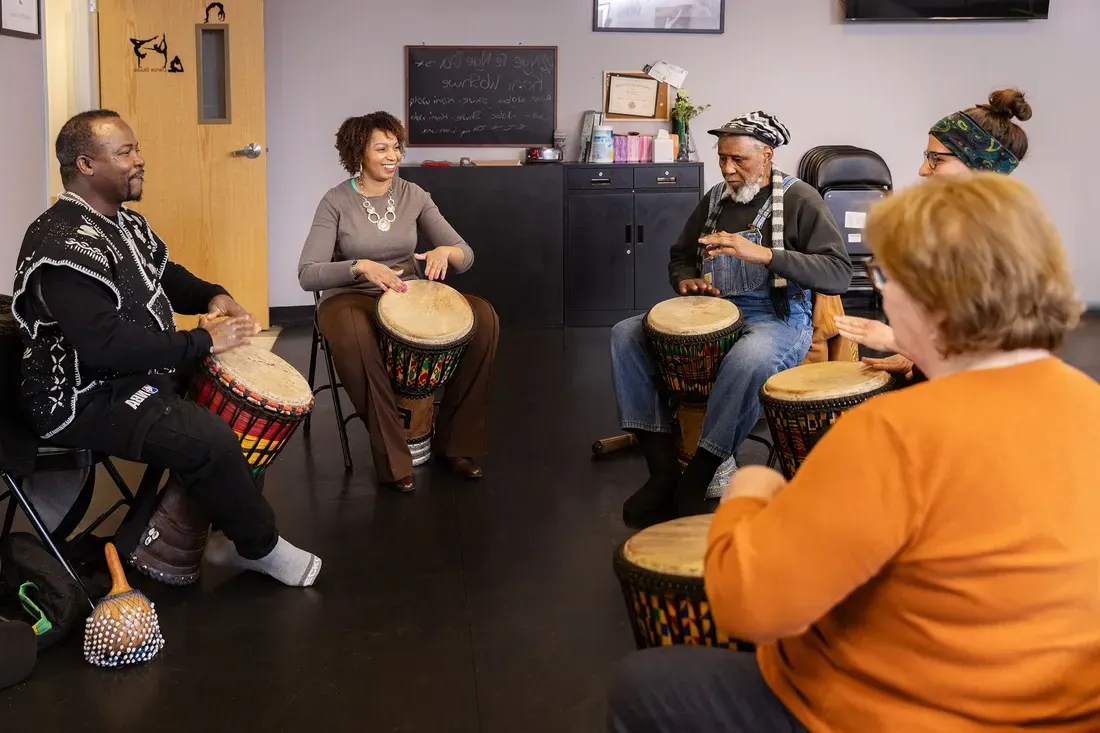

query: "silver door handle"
xmin=232 ymin=143 xmax=262 ymax=159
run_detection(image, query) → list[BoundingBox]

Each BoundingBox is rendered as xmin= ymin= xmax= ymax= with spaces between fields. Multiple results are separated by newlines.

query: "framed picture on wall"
xmin=0 ymin=0 xmax=41 ymax=39
xmin=594 ymin=0 xmax=724 ymax=33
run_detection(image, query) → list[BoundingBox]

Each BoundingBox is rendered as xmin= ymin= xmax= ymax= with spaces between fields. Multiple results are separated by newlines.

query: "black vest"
xmin=11 ymin=194 xmax=176 ymax=438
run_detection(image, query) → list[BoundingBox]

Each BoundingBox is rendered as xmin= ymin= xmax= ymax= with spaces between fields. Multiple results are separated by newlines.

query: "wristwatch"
xmin=349 ymin=260 xmax=361 ymax=280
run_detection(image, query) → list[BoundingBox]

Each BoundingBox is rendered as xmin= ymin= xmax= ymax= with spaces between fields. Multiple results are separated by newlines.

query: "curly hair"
xmin=335 ymin=112 xmax=406 ymax=175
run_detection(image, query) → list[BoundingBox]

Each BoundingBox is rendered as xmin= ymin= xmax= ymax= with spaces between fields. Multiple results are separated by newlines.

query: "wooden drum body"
xmin=760 ymin=362 xmax=894 ymax=479
xmin=643 ymin=297 xmax=743 ymax=465
xmin=375 ymin=280 xmax=475 ymax=466
xmin=189 ymin=344 xmax=315 ymax=476
xmin=613 ymin=515 xmax=751 ymax=651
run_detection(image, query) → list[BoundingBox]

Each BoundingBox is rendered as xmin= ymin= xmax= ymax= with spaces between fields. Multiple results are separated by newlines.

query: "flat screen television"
xmin=843 ymin=1 xmax=1049 ymax=21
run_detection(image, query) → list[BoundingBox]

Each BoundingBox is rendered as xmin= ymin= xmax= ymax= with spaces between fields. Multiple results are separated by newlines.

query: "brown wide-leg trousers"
xmin=316 ymin=291 xmax=500 ymax=482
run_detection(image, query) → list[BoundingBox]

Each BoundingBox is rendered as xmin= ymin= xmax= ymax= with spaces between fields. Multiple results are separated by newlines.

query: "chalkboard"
xmin=404 ymin=45 xmax=557 ymax=147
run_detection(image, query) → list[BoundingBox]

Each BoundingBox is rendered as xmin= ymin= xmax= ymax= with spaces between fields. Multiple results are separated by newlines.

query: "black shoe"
xmin=622 ymin=431 xmax=680 ymax=529
xmin=674 ymin=447 xmax=722 ymax=517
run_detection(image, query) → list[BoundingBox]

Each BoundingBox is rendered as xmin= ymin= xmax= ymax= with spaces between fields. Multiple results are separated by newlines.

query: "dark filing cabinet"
xmin=563 ymin=162 xmax=704 ymax=326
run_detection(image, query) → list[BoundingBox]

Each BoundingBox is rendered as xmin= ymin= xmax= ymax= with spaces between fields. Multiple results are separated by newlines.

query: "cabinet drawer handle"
xmin=656 ymin=176 xmax=677 ymax=184
xmin=590 ymin=178 xmax=611 ymax=185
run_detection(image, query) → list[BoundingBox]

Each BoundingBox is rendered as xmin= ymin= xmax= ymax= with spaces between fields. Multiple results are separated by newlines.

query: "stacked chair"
xmin=799 ymin=145 xmax=893 ymax=309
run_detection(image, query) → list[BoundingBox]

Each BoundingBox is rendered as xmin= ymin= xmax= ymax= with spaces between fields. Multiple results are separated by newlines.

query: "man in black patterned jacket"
xmin=11 ymin=110 xmax=321 ymax=588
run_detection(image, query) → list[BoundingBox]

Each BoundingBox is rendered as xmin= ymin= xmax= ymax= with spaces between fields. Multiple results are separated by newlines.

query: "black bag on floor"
xmin=0 ymin=532 xmax=85 ymax=650
xmin=0 ymin=616 xmax=36 ymax=690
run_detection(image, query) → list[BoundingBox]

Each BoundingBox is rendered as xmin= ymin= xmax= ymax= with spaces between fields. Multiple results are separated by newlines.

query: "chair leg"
xmin=321 ymin=336 xmax=353 ymax=471
xmin=305 ymin=323 xmax=322 ymax=433
xmin=2 ymin=493 xmax=16 ymax=540
xmin=2 ymin=472 xmax=95 ymax=610
xmin=101 ymin=457 xmax=135 ymax=502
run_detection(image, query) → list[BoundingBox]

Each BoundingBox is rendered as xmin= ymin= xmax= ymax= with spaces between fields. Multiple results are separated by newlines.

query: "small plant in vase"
xmin=671 ymin=89 xmax=710 ymax=162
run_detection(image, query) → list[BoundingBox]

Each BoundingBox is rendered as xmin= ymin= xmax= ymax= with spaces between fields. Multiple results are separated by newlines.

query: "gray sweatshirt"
xmin=298 ymin=176 xmax=475 ymax=302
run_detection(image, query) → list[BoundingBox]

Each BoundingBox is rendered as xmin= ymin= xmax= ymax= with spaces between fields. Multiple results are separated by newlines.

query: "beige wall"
xmin=44 ymin=0 xmax=98 ymax=201
xmin=263 ymin=0 xmax=1100 ymax=309
xmin=0 ymin=26 xmax=47 ymax=292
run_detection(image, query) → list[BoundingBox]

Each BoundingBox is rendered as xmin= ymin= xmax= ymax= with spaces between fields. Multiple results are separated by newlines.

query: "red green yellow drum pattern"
xmin=613 ymin=515 xmax=752 ymax=651
xmin=643 ymin=296 xmax=744 ymax=401
xmin=760 ymin=362 xmax=895 ymax=479
xmin=188 ymin=345 xmax=313 ymax=477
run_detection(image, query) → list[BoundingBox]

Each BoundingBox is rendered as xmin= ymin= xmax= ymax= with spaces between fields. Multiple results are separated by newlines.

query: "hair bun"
xmin=986 ymin=88 xmax=1033 ymax=122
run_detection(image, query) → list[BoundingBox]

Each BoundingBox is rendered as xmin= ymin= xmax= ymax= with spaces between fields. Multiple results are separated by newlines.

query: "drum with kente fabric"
xmin=613 ymin=515 xmax=752 ymax=651
xmin=643 ymin=296 xmax=743 ymax=402
xmin=375 ymin=280 xmax=475 ymax=466
xmin=760 ymin=361 xmax=894 ymax=479
xmin=189 ymin=344 xmax=314 ymax=475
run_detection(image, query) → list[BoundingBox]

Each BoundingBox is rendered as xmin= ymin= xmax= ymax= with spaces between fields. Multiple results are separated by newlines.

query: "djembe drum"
xmin=613 ymin=515 xmax=751 ymax=651
xmin=760 ymin=361 xmax=894 ymax=479
xmin=374 ymin=280 xmax=475 ymax=466
xmin=643 ymin=296 xmax=744 ymax=465
xmin=129 ymin=345 xmax=314 ymax=585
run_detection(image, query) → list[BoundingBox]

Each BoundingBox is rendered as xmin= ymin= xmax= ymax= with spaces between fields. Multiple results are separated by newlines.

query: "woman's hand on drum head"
xmin=414 ymin=247 xmax=452 ymax=281
xmin=861 ymin=354 xmax=914 ymax=376
xmin=833 ymin=316 xmax=897 ymax=353
xmin=722 ymin=465 xmax=787 ymax=502
xmin=357 ymin=260 xmax=407 ymax=293
xmin=677 ymin=278 xmax=720 ymax=297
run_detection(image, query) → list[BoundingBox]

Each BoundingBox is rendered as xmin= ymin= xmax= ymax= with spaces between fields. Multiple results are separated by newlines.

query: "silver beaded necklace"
xmin=355 ymin=175 xmax=397 ymax=232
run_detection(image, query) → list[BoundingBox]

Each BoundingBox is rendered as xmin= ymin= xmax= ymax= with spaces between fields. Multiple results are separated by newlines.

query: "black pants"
xmin=607 ymin=648 xmax=809 ymax=733
xmin=49 ymin=375 xmax=277 ymax=559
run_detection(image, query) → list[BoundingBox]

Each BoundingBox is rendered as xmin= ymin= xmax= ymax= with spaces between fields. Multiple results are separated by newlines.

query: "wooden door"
xmin=97 ymin=0 xmax=269 ymax=329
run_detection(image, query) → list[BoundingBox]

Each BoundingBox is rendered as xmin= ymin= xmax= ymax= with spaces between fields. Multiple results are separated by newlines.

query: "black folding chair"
xmin=304 ymin=293 xmax=357 ymax=471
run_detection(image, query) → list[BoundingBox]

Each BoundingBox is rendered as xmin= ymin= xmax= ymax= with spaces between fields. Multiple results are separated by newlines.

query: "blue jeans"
xmin=610 ymin=298 xmax=813 ymax=461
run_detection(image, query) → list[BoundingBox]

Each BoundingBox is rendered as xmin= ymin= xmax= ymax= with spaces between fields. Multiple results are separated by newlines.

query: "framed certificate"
xmin=0 ymin=0 xmax=40 ymax=39
xmin=602 ymin=71 xmax=671 ymax=121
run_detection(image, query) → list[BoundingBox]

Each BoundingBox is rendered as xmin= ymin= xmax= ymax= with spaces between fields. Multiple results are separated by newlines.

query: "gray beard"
xmin=726 ymin=179 xmax=762 ymax=204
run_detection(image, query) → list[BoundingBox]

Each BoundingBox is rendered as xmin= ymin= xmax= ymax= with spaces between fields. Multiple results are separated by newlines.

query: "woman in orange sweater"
xmin=607 ymin=173 xmax=1099 ymax=732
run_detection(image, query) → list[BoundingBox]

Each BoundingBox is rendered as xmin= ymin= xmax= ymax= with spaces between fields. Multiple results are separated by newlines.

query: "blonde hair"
xmin=866 ymin=173 xmax=1082 ymax=356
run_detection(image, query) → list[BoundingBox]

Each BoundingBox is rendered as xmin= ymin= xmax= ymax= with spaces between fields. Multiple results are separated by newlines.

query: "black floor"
xmin=2 ymin=316 xmax=1099 ymax=732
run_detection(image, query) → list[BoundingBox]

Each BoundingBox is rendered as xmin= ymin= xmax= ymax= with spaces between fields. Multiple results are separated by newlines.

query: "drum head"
xmin=763 ymin=361 xmax=893 ymax=401
xmin=621 ymin=515 xmax=713 ymax=577
xmin=645 ymin=296 xmax=741 ymax=337
xmin=376 ymin=280 xmax=474 ymax=346
xmin=208 ymin=344 xmax=314 ymax=409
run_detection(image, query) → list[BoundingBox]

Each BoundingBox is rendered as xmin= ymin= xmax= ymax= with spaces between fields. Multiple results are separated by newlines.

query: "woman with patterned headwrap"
xmin=834 ymin=89 xmax=1033 ymax=378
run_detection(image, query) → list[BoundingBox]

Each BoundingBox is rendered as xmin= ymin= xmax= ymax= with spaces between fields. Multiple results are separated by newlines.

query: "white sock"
xmin=204 ymin=534 xmax=322 ymax=587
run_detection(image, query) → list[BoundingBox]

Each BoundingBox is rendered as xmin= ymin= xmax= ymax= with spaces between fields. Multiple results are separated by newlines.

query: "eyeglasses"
xmin=866 ymin=259 xmax=887 ymax=291
xmin=923 ymin=150 xmax=957 ymax=169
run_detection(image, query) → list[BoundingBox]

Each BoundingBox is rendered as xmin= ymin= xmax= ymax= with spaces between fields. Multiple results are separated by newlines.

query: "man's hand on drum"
xmin=698 ymin=231 xmax=773 ymax=265
xmin=205 ymin=294 xmax=261 ymax=335
xmin=199 ymin=315 xmax=254 ymax=354
xmin=833 ymin=316 xmax=898 ymax=353
xmin=677 ymin=278 xmax=720 ymax=297
xmin=356 ymin=260 xmax=407 ymax=293
xmin=414 ymin=245 xmax=463 ymax=281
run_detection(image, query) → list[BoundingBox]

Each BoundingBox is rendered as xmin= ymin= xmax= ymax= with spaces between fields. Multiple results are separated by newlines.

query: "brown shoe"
xmin=391 ymin=475 xmax=415 ymax=492
xmin=439 ymin=457 xmax=483 ymax=479
xmin=128 ymin=474 xmax=210 ymax=586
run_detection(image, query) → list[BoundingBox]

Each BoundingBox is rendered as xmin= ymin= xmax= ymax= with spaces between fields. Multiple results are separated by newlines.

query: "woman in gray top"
xmin=298 ymin=111 xmax=499 ymax=491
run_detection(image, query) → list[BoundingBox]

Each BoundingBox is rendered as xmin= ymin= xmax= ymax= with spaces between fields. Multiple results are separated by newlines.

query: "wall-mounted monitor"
xmin=843 ymin=1 xmax=1049 ymax=21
